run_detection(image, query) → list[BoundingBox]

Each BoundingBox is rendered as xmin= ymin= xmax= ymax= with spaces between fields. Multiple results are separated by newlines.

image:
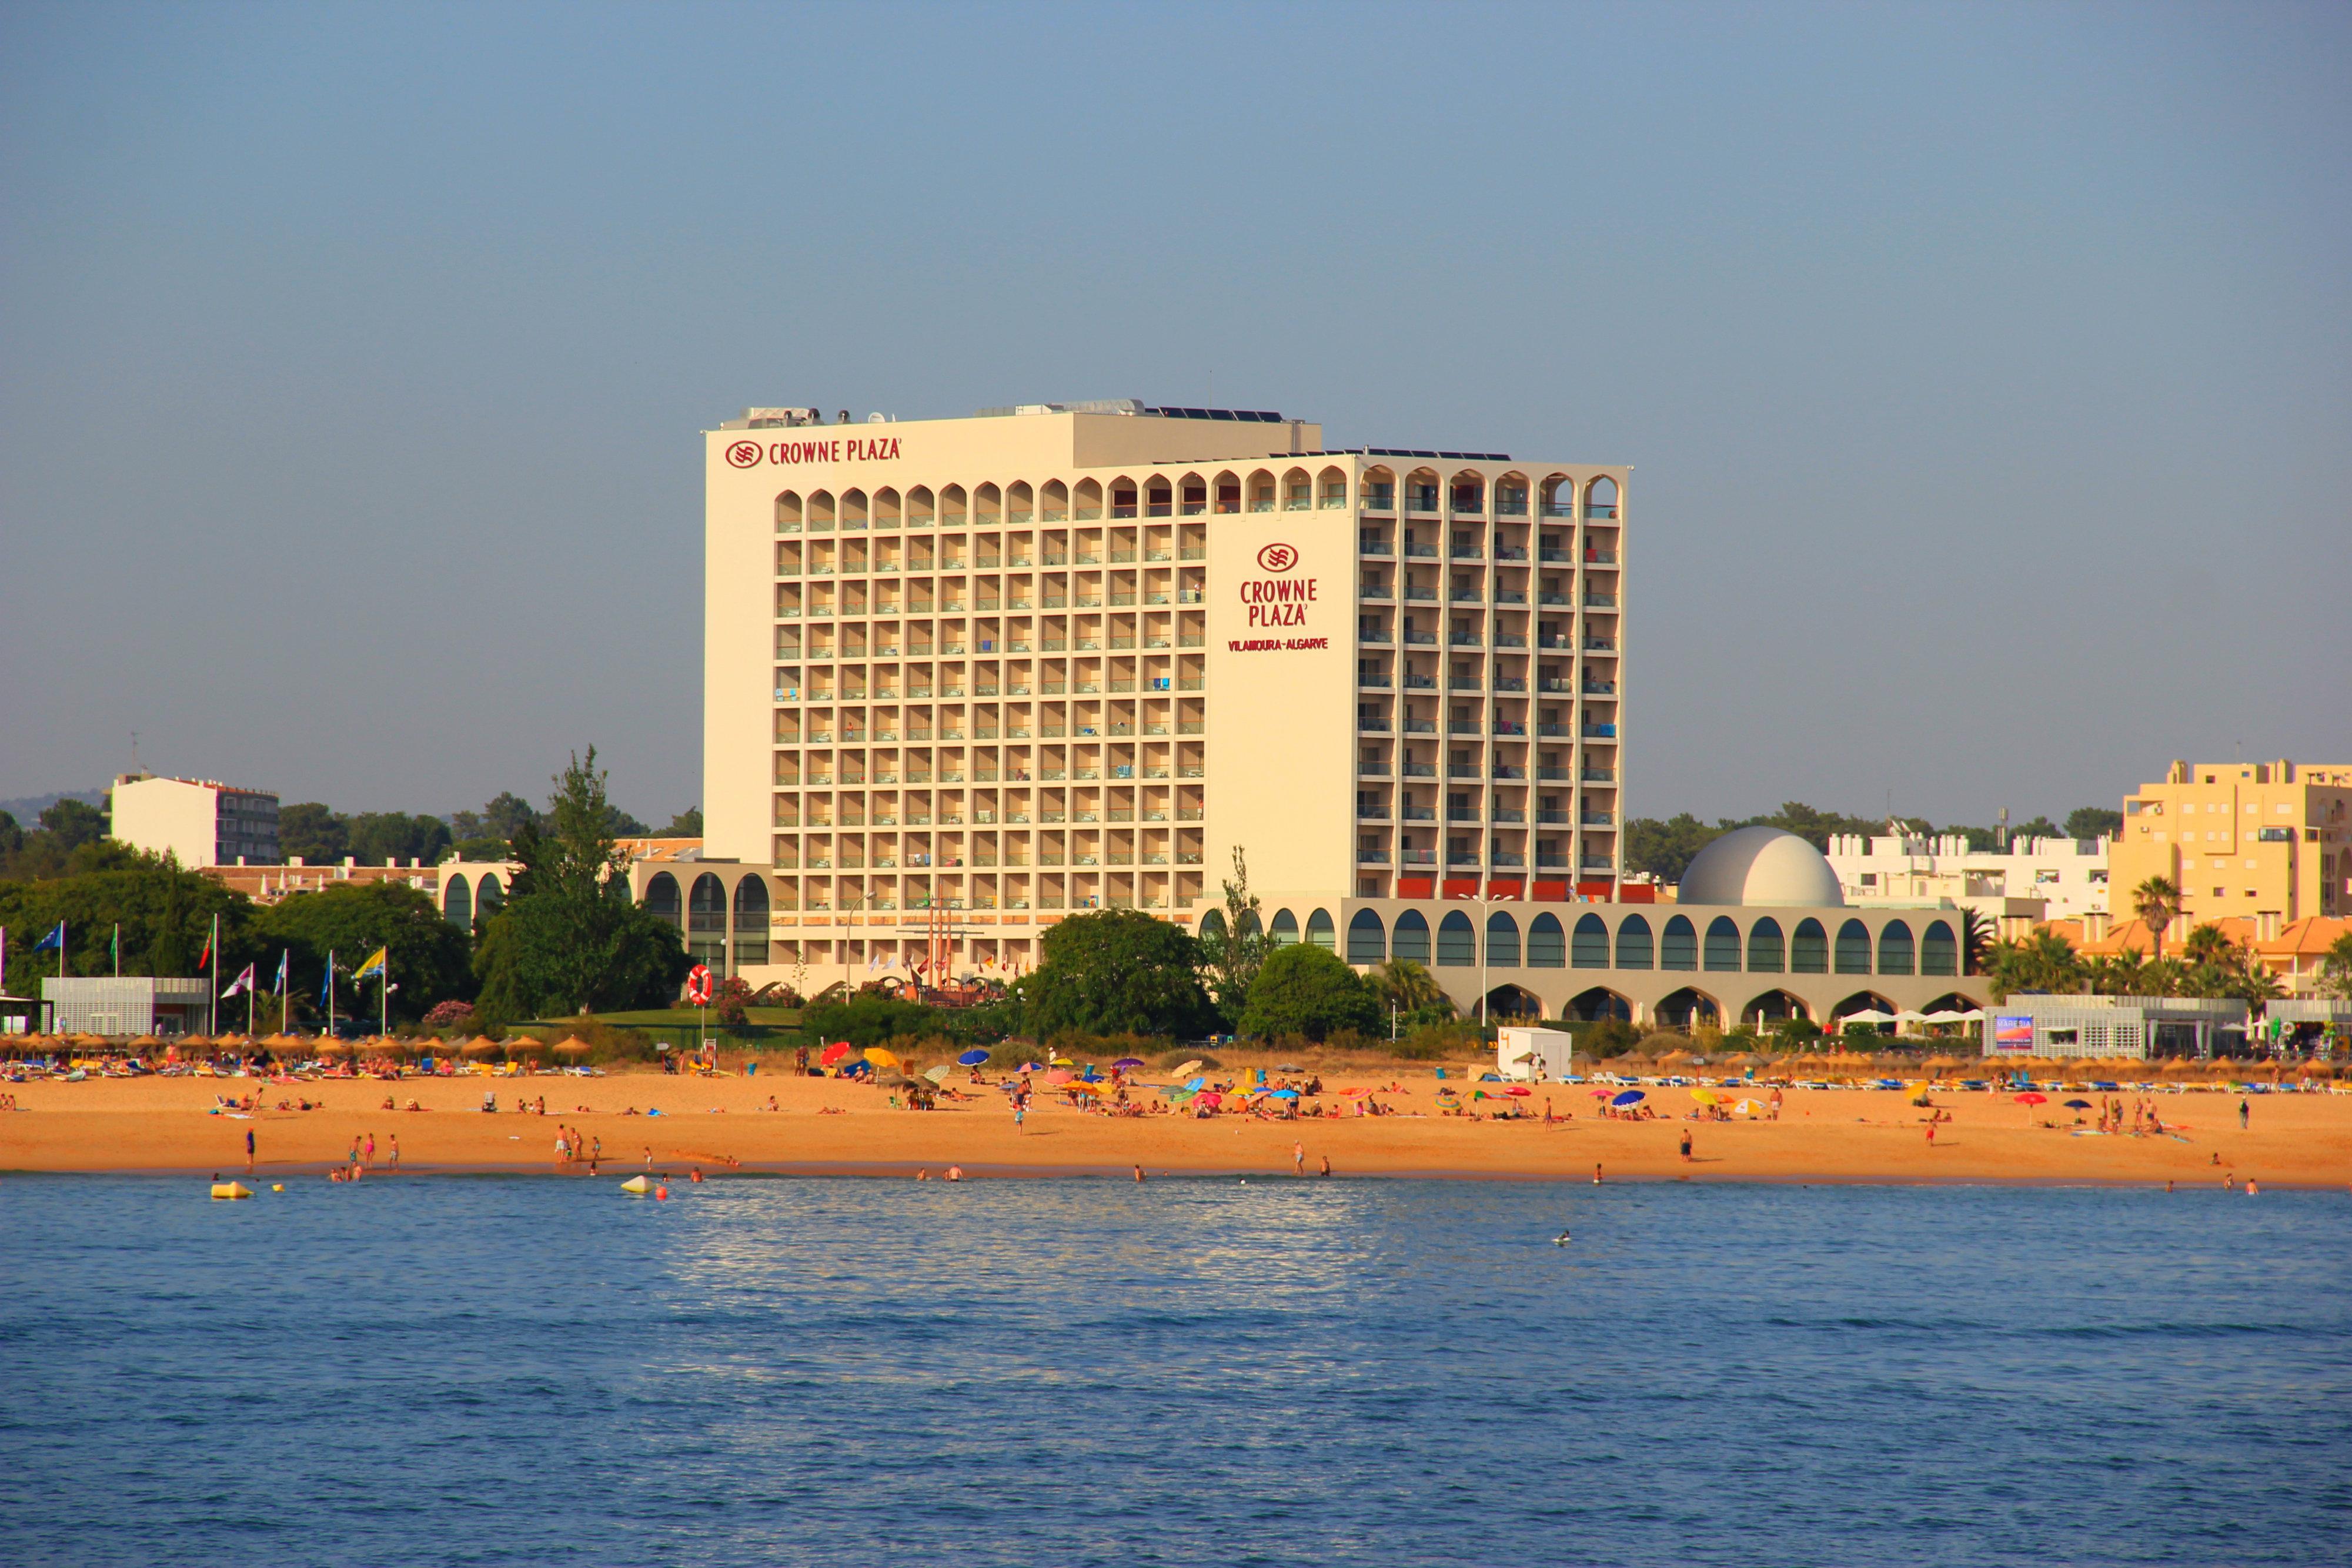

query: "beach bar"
xmin=41 ymin=977 xmax=216 ymax=1038
xmin=1982 ymin=995 xmax=2247 ymax=1061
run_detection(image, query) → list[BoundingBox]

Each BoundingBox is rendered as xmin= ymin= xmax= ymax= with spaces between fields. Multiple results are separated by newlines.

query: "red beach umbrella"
xmin=820 ymin=1041 xmax=856 ymax=1066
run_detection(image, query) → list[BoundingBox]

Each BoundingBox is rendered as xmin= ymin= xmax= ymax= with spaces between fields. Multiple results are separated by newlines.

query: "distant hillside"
xmin=0 ymin=788 xmax=107 ymax=823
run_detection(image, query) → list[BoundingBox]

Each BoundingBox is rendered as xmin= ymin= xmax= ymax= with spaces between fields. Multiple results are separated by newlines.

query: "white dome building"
xmin=1676 ymin=825 xmax=1845 ymax=907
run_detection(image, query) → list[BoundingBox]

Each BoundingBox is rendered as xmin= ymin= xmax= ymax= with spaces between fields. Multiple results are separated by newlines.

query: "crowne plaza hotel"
xmin=690 ymin=400 xmax=1628 ymax=992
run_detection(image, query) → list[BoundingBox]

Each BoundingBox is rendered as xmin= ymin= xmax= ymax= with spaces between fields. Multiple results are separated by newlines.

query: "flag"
xmin=222 ymin=964 xmax=257 ymax=999
xmin=111 ymin=926 xmax=120 ymax=967
xmin=197 ymin=930 xmax=213 ymax=969
xmin=353 ymin=947 xmax=389 ymax=982
xmin=320 ymin=952 xmax=339 ymax=1006
xmin=32 ymin=922 xmax=65 ymax=954
xmin=274 ymin=950 xmax=289 ymax=992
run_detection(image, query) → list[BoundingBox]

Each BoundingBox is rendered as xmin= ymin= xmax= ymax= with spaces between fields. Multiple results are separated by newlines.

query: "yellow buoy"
xmin=620 ymin=1174 xmax=653 ymax=1195
xmin=271 ymin=1183 xmax=285 ymax=1192
xmin=211 ymin=1182 xmax=252 ymax=1201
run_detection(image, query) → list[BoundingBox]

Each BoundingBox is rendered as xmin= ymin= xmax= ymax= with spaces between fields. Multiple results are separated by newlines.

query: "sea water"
xmin=1 ymin=1175 xmax=2346 ymax=1566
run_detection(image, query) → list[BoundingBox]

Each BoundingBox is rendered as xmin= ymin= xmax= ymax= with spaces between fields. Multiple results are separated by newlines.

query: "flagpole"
xmin=113 ymin=924 xmax=121 ymax=978
xmin=327 ymin=948 xmax=336 ymax=1040
xmin=210 ymin=913 xmax=219 ymax=1037
xmin=380 ymin=959 xmax=389 ymax=1038
xmin=280 ymin=949 xmax=290 ymax=1035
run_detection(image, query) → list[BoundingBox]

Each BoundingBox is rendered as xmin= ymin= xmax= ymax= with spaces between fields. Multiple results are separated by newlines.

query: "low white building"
xmin=109 ymin=773 xmax=279 ymax=868
xmin=1827 ymin=830 xmax=2109 ymax=932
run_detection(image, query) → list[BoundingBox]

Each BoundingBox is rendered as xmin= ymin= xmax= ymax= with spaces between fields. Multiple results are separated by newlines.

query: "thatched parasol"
xmin=462 ymin=1035 xmax=502 ymax=1058
xmin=552 ymin=1037 xmax=593 ymax=1058
xmin=315 ymin=1039 xmax=350 ymax=1055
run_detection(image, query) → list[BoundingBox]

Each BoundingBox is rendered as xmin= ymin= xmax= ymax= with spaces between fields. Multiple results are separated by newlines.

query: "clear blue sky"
xmin=4 ymin=1 xmax=2347 ymax=827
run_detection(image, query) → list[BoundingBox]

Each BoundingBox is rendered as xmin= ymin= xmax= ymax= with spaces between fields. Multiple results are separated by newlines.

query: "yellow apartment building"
xmin=2110 ymin=759 xmax=2352 ymax=936
xmin=691 ymin=400 xmax=1629 ymax=989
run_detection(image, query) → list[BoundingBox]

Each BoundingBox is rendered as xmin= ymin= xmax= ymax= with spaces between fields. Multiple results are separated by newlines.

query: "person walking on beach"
xmin=1925 ymin=1120 xmax=1936 ymax=1147
xmin=1679 ymin=1129 xmax=1693 ymax=1163
xmin=2239 ymin=1097 xmax=2250 ymax=1130
xmin=1013 ymin=1102 xmax=1026 ymax=1135
xmin=1319 ymin=1154 xmax=1332 ymax=1178
xmin=1593 ymin=1162 xmax=1603 ymax=1184
xmin=1293 ymin=1141 xmax=1305 ymax=1176
xmin=365 ymin=1132 xmax=376 ymax=1169
xmin=245 ymin=1128 xmax=255 ymax=1174
xmin=387 ymin=1134 xmax=399 ymax=1171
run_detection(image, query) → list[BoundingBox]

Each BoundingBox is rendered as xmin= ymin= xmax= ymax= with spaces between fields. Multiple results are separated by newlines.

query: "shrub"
xmin=713 ymin=974 xmax=753 ymax=1028
xmin=1240 ymin=945 xmax=1384 ymax=1042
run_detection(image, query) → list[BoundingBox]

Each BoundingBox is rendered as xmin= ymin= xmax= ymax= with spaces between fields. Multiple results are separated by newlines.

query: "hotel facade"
xmin=622 ymin=399 xmax=1985 ymax=1028
xmin=692 ymin=402 xmax=1628 ymax=992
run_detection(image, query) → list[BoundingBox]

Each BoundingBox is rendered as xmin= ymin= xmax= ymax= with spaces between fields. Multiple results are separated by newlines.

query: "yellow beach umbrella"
xmin=1732 ymin=1098 xmax=1766 ymax=1116
xmin=1690 ymin=1088 xmax=1720 ymax=1105
xmin=864 ymin=1047 xmax=901 ymax=1070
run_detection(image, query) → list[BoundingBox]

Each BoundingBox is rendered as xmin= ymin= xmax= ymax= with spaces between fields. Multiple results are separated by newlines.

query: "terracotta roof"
xmin=2255 ymin=916 xmax=2352 ymax=959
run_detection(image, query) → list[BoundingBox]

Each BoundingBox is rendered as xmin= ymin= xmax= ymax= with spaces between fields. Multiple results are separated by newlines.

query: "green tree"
xmin=2131 ymin=875 xmax=2184 ymax=961
xmin=1624 ymin=813 xmax=1722 ymax=881
xmin=1197 ymin=846 xmax=1268 ymax=1014
xmin=662 ymin=807 xmax=704 ymax=837
xmin=255 ymin=881 xmax=472 ymax=1022
xmin=41 ymin=797 xmax=108 ymax=851
xmin=1240 ymin=944 xmax=1384 ymax=1041
xmin=1018 ymin=908 xmax=1217 ymax=1039
xmin=469 ymin=749 xmax=690 ymax=1018
xmin=0 ymin=847 xmax=253 ymax=983
xmin=346 ymin=811 xmax=455 ymax=867
xmin=277 ymin=802 xmax=349 ymax=863
xmin=2064 ymin=807 xmax=2123 ymax=840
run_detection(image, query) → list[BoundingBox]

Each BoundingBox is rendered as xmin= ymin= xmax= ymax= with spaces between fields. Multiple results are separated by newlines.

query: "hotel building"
xmin=694 ymin=400 xmax=1629 ymax=992
xmin=2110 ymin=759 xmax=2352 ymax=931
xmin=109 ymin=773 xmax=280 ymax=868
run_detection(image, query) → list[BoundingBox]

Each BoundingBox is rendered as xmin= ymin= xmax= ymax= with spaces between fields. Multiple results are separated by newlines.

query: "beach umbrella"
xmin=505 ymin=1035 xmax=547 ymax=1054
xmin=1341 ymin=1087 xmax=1370 ymax=1096
xmin=924 ymin=1065 xmax=950 ymax=1085
xmin=2013 ymin=1091 xmax=2047 ymax=1105
xmin=1184 ymin=1076 xmax=1206 ymax=1092
xmin=1170 ymin=1059 xmax=1202 ymax=1078
xmin=820 ymin=1041 xmax=856 ymax=1066
xmin=957 ymin=1048 xmax=991 ymax=1066
xmin=316 ymin=1039 xmax=350 ymax=1055
xmin=1611 ymin=1089 xmax=1645 ymax=1106
xmin=1732 ymin=1098 xmax=1766 ymax=1116
xmin=553 ymin=1039 xmax=593 ymax=1058
xmin=462 ymin=1037 xmax=502 ymax=1057
xmin=1049 ymin=1056 xmax=1074 ymax=1068
xmin=1046 ymin=1068 xmax=1074 ymax=1085
xmin=1112 ymin=1057 xmax=1145 ymax=1069
xmin=1197 ymin=1091 xmax=1223 ymax=1109
xmin=1505 ymin=1085 xmax=1532 ymax=1097
xmin=2063 ymin=1098 xmax=2093 ymax=1109
xmin=865 ymin=1047 xmax=901 ymax=1069
xmin=1588 ymin=1088 xmax=1613 ymax=1098
xmin=1269 ymin=1088 xmax=1299 ymax=1099
xmin=1065 ymin=1079 xmax=1104 ymax=1095
xmin=1690 ymin=1088 xmax=1720 ymax=1105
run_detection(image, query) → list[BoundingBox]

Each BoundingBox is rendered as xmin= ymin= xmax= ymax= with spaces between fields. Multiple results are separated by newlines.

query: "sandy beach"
xmin=5 ymin=1064 xmax=2348 ymax=1187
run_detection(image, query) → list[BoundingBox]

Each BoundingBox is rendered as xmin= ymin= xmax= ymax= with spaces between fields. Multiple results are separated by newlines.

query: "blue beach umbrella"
xmin=1269 ymin=1088 xmax=1300 ymax=1099
xmin=957 ymin=1049 xmax=991 ymax=1066
xmin=1611 ymin=1089 xmax=1646 ymax=1106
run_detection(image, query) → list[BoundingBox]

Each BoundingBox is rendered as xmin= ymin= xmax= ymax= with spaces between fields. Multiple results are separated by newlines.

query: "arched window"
xmin=1791 ymin=917 xmax=1828 ymax=974
xmin=1661 ymin=915 xmax=1698 ymax=971
xmin=1436 ymin=910 xmax=1475 ymax=967
xmin=1921 ymin=920 xmax=1958 ymax=977
xmin=476 ymin=872 xmax=504 ymax=915
xmin=643 ymin=871 xmax=680 ymax=925
xmin=688 ymin=872 xmax=727 ymax=968
xmin=1526 ymin=912 xmax=1566 ymax=967
xmin=1198 ymin=908 xmax=1227 ymax=942
xmin=1572 ymin=912 xmax=1610 ymax=968
xmin=1615 ymin=913 xmax=1653 ymax=968
xmin=732 ymin=876 xmax=770 ymax=969
xmin=1585 ymin=476 xmax=1619 ymax=519
xmin=1392 ymin=909 xmax=1431 ymax=962
xmin=1836 ymin=918 xmax=1873 ymax=974
xmin=1347 ymin=908 xmax=1386 ymax=963
xmin=444 ymin=872 xmax=471 ymax=927
xmin=1237 ymin=909 xmax=1262 ymax=940
xmin=1704 ymin=916 xmax=1742 ymax=971
xmin=1269 ymin=909 xmax=1299 ymax=947
xmin=1487 ymin=912 xmax=1521 ymax=967
xmin=1306 ymin=909 xmax=1336 ymax=952
xmin=1748 ymin=917 xmax=1785 ymax=973
xmin=1878 ymin=919 xmax=1915 ymax=976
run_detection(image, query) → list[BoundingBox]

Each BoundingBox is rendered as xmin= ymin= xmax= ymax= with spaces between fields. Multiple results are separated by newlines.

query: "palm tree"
xmin=1374 ymin=958 xmax=1449 ymax=1018
xmin=1987 ymin=929 xmax=2082 ymax=1001
xmin=2320 ymin=932 xmax=2352 ymax=1001
xmin=2131 ymin=875 xmax=2184 ymax=961
xmin=2181 ymin=922 xmax=2235 ymax=968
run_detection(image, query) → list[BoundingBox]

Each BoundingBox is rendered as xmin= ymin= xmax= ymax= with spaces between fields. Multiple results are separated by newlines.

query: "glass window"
xmin=1615 ymin=914 xmax=1653 ymax=968
xmin=1526 ymin=913 xmax=1566 ymax=967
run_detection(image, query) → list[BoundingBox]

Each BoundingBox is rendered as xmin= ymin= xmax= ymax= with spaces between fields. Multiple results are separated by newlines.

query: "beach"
xmin=5 ymin=1064 xmax=2347 ymax=1186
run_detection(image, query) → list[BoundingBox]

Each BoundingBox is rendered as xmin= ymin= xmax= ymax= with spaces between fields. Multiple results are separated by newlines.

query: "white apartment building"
xmin=1826 ymin=830 xmax=2110 ymax=930
xmin=696 ymin=401 xmax=1628 ymax=988
xmin=109 ymin=773 xmax=280 ymax=868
